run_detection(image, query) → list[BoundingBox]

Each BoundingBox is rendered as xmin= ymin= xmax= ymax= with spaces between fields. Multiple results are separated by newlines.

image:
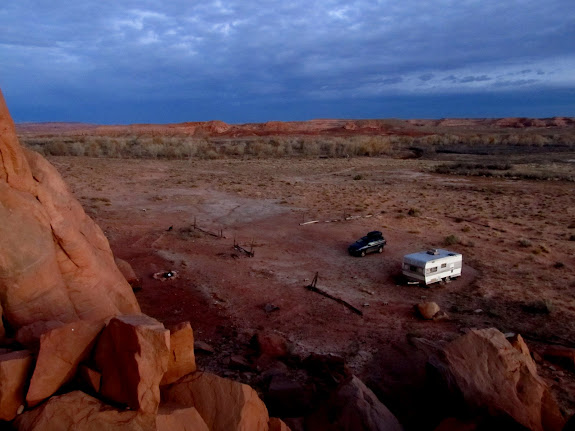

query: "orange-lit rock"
xmin=94 ymin=314 xmax=169 ymax=414
xmin=115 ymin=257 xmax=140 ymax=288
xmin=269 ymin=417 xmax=292 ymax=431
xmin=156 ymin=403 xmax=209 ymax=431
xmin=0 ymin=350 xmax=33 ymax=421
xmin=431 ymin=328 xmax=565 ymax=431
xmin=161 ymin=321 xmax=196 ymax=386
xmin=26 ymin=320 xmax=104 ymax=406
xmin=162 ymin=371 xmax=270 ymax=431
xmin=14 ymin=390 xmax=154 ymax=431
xmin=0 ymin=90 xmax=140 ymax=343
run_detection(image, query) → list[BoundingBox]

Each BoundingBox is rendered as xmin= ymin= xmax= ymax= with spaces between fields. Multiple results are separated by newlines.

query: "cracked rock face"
xmin=0 ymin=89 xmax=140 ymax=345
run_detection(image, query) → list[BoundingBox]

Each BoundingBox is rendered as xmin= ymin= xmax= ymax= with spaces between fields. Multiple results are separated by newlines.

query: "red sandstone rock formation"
xmin=161 ymin=321 xmax=197 ymax=385
xmin=431 ymin=328 xmax=565 ymax=431
xmin=26 ymin=320 xmax=104 ymax=406
xmin=0 ymin=90 xmax=140 ymax=344
xmin=15 ymin=391 xmax=153 ymax=431
xmin=0 ymin=350 xmax=33 ymax=421
xmin=156 ymin=403 xmax=210 ymax=431
xmin=94 ymin=314 xmax=169 ymax=415
xmin=162 ymin=371 xmax=271 ymax=431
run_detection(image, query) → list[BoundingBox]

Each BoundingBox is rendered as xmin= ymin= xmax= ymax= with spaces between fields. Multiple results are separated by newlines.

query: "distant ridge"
xmin=16 ymin=117 xmax=575 ymax=138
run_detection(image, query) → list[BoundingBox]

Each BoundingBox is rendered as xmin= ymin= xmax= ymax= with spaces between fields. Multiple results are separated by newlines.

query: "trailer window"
xmin=441 ymin=263 xmax=447 ymax=268
xmin=427 ymin=267 xmax=438 ymax=273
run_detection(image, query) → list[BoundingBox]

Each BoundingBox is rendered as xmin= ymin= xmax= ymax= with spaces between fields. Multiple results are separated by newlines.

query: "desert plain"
xmin=16 ymin=118 xmax=575 ymax=429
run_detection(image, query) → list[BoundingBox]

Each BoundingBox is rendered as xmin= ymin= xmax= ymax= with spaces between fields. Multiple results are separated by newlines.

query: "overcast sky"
xmin=1 ymin=1 xmax=574 ymax=124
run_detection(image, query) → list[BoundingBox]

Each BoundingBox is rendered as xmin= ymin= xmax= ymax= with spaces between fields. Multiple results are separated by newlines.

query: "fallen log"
xmin=305 ymin=273 xmax=363 ymax=316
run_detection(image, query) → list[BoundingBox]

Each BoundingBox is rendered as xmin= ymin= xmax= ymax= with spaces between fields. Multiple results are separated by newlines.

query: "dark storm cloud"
xmin=0 ymin=0 xmax=574 ymax=122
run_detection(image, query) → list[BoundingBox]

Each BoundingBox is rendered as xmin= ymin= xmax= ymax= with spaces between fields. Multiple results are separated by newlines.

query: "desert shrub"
xmin=407 ymin=208 xmax=420 ymax=217
xmin=569 ymin=234 xmax=575 ymax=241
xmin=553 ymin=261 xmax=565 ymax=269
xmin=353 ymin=174 xmax=363 ymax=180
xmin=444 ymin=234 xmax=460 ymax=246
xmin=521 ymin=299 xmax=553 ymax=315
xmin=518 ymin=238 xmax=532 ymax=248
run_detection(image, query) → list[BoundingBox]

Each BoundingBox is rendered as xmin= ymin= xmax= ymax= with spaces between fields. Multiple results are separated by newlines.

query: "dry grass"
xmin=19 ymin=130 xmax=575 ymax=163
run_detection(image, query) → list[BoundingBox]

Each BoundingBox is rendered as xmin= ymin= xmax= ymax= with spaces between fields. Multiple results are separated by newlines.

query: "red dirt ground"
xmin=52 ymin=155 xmax=575 ymax=427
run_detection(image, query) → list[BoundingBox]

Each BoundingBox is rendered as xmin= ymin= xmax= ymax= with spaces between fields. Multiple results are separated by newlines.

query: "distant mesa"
xmin=15 ymin=116 xmax=575 ymax=139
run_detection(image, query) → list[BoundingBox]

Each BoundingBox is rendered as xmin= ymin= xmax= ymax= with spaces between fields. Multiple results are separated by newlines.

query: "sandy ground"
xmin=51 ymin=155 xmax=575 ymax=426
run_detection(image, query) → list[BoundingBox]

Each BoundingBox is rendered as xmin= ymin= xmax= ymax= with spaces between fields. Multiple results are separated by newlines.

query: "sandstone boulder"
xmin=156 ymin=403 xmax=209 ymax=431
xmin=508 ymin=333 xmax=531 ymax=359
xmin=94 ymin=314 xmax=169 ymax=415
xmin=430 ymin=328 xmax=565 ymax=431
xmin=26 ymin=320 xmax=104 ymax=406
xmin=255 ymin=331 xmax=291 ymax=358
xmin=161 ymin=321 xmax=197 ymax=385
xmin=308 ymin=376 xmax=403 ymax=431
xmin=0 ymin=90 xmax=140 ymax=340
xmin=265 ymin=373 xmax=314 ymax=417
xmin=115 ymin=257 xmax=141 ymax=289
xmin=14 ymin=390 xmax=154 ymax=431
xmin=162 ymin=371 xmax=270 ymax=431
xmin=0 ymin=350 xmax=33 ymax=421
xmin=269 ymin=417 xmax=292 ymax=431
xmin=416 ymin=302 xmax=440 ymax=320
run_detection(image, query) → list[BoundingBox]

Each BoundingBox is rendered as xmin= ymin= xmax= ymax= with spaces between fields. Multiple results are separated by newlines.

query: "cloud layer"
xmin=1 ymin=0 xmax=574 ymax=122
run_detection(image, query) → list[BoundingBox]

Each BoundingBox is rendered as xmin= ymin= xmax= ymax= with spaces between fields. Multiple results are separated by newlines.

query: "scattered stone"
xmin=162 ymin=371 xmax=270 ymax=431
xmin=0 ymin=350 xmax=33 ymax=421
xmin=416 ymin=302 xmax=441 ymax=320
xmin=194 ymin=340 xmax=215 ymax=354
xmin=161 ymin=321 xmax=197 ymax=386
xmin=156 ymin=403 xmax=209 ymax=431
xmin=263 ymin=303 xmax=280 ymax=313
xmin=433 ymin=311 xmax=449 ymax=321
xmin=14 ymin=390 xmax=152 ymax=431
xmin=255 ymin=331 xmax=291 ymax=359
xmin=94 ymin=314 xmax=169 ymax=415
xmin=230 ymin=355 xmax=252 ymax=371
xmin=473 ymin=309 xmax=483 ymax=314
xmin=26 ymin=320 xmax=104 ymax=407
xmin=115 ymin=257 xmax=141 ymax=290
xmin=430 ymin=328 xmax=565 ymax=431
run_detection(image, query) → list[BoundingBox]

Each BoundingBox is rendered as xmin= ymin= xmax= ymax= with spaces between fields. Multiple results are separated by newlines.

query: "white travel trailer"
xmin=402 ymin=249 xmax=462 ymax=285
